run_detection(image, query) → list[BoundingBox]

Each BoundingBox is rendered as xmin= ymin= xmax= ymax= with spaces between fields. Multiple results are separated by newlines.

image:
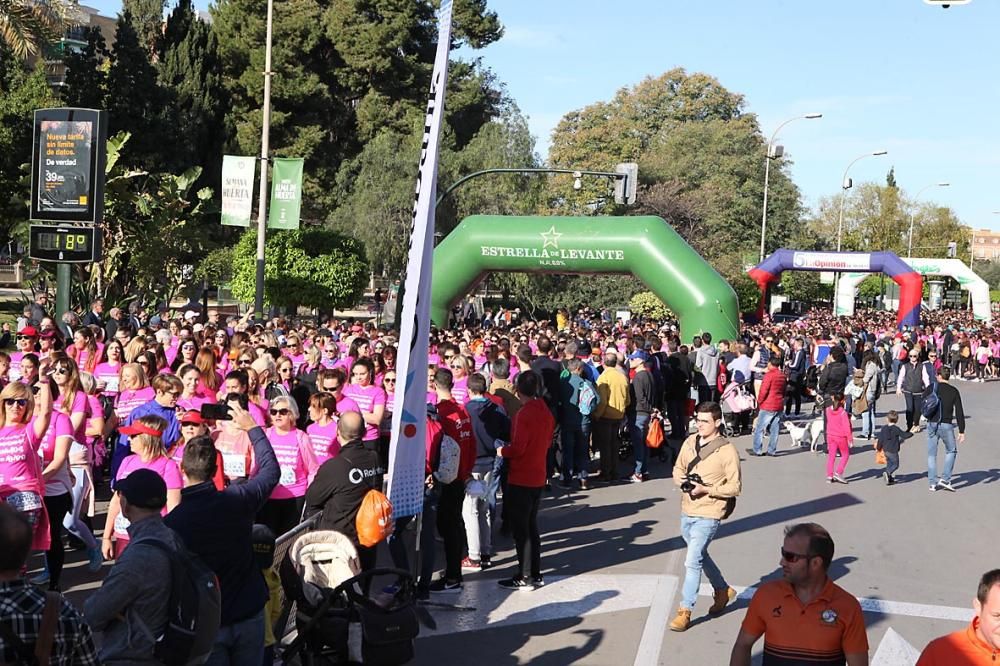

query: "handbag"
xmin=851 ymin=380 xmax=870 ymax=415
xmin=645 ymin=417 xmax=664 ymax=449
xmin=356 ymin=599 xmax=419 ymax=665
xmin=875 ymin=449 xmax=887 ymax=466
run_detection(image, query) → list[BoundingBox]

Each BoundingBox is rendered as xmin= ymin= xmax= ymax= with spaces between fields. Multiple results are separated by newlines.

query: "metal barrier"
xmin=271 ymin=513 xmax=320 ymax=643
xmin=0 ymin=262 xmax=23 ymax=285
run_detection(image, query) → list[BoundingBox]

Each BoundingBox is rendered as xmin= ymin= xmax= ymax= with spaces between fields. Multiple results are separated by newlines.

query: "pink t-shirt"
xmin=39 ymin=412 xmax=74 ymax=497
xmin=287 ymin=353 xmax=306 ymax=374
xmin=335 ymin=395 xmax=360 ymax=417
xmin=306 ymin=421 xmax=340 ymax=466
xmin=0 ymin=420 xmax=43 ymax=495
xmin=266 ymin=427 xmax=318 ymax=499
xmin=115 ymin=387 xmax=156 ymax=422
xmin=177 ymin=393 xmax=211 ymax=413
xmin=94 ymin=362 xmax=123 ymax=396
xmin=54 ymin=391 xmax=89 ymax=443
xmin=343 ymin=384 xmax=387 ymax=441
xmin=452 ymin=377 xmax=469 ymax=405
xmin=113 ymin=455 xmax=182 ymax=537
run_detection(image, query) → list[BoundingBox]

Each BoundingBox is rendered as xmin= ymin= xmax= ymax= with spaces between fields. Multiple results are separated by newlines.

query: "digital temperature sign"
xmin=28 ymin=225 xmax=101 ymax=263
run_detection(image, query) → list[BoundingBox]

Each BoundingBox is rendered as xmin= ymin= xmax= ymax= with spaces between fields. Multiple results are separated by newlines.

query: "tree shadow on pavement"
xmin=952 ymin=468 xmax=1000 ymax=489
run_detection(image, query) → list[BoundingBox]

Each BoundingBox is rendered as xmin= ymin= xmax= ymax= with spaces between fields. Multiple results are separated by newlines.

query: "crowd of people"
xmin=0 ymin=292 xmax=996 ymax=664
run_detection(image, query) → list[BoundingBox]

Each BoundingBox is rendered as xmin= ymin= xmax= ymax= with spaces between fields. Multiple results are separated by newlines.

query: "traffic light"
xmin=947 ymin=242 xmax=957 ymax=258
xmin=923 ymin=0 xmax=971 ymax=6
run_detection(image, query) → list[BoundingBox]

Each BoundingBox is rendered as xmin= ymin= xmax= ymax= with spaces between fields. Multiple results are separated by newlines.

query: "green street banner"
xmin=268 ymin=158 xmax=304 ymax=229
xmin=220 ymin=155 xmax=255 ymax=226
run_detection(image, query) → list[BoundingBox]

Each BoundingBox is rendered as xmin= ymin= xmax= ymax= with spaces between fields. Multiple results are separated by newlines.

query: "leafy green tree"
xmin=629 ymin=291 xmax=671 ymax=321
xmin=105 ymin=13 xmax=170 ymax=170
xmin=973 ymin=261 xmax=1000 ymax=290
xmin=123 ymin=0 xmax=165 ymax=55
xmin=229 ymin=228 xmax=368 ymax=312
xmin=0 ymin=51 xmax=55 ymax=240
xmin=157 ymin=0 xmax=227 ymax=183
xmin=910 ymin=204 xmax=968 ymax=260
xmin=776 ymin=271 xmax=832 ymax=305
xmin=0 ymin=0 xmax=69 ymax=57
xmin=61 ymin=26 xmax=109 ymax=108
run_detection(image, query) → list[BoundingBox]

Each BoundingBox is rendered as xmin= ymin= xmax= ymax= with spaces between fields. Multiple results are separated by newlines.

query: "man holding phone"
xmin=166 ymin=401 xmax=280 ymax=666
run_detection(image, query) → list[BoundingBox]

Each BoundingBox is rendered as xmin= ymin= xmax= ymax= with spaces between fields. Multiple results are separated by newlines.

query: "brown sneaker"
xmin=668 ymin=607 xmax=692 ymax=632
xmin=708 ymin=586 xmax=737 ymax=614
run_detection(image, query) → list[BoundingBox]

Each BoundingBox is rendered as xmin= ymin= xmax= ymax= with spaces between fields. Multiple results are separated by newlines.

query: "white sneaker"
xmin=833 ymin=474 xmax=849 ymax=484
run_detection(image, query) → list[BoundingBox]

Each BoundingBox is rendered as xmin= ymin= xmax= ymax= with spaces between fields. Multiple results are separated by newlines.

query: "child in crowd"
xmin=876 ymin=409 xmax=912 ymax=486
xmin=825 ymin=393 xmax=853 ymax=484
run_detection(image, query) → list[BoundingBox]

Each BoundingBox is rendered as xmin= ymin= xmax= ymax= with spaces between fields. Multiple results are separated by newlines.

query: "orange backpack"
xmin=356 ymin=489 xmax=394 ymax=547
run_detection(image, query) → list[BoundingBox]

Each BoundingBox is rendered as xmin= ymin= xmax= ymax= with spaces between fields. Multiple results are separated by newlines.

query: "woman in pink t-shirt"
xmin=94 ymin=339 xmax=125 ymax=399
xmin=259 ymin=396 xmax=318 ymax=536
xmin=170 ymin=339 xmax=199 ymax=373
xmin=344 ymin=359 xmax=387 ymax=445
xmin=67 ymin=327 xmax=101 ymax=374
xmin=102 ymin=414 xmax=182 ymax=559
xmin=306 ymin=392 xmax=340 ymax=466
xmin=51 ymin=355 xmax=89 ymax=444
xmin=379 ymin=370 xmax=396 ymax=470
xmin=449 ymin=354 xmax=471 ymax=404
xmin=113 ymin=363 xmax=156 ymax=427
xmin=0 ymin=378 xmax=54 ymax=553
xmin=176 ymin=364 xmax=210 ymax=412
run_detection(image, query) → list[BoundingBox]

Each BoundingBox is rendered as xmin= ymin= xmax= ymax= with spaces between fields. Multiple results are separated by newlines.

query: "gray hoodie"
xmin=695 ymin=344 xmax=719 ymax=387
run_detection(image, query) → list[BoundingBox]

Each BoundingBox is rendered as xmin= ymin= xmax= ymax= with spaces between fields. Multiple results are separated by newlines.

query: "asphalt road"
xmin=46 ymin=378 xmax=994 ymax=665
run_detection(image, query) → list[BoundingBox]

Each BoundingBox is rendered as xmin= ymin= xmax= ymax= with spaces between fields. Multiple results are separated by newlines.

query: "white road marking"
xmin=419 ymin=573 xmax=677 ymax=637
xmin=872 ymin=627 xmax=921 ymax=666
xmin=699 ymin=584 xmax=974 ymax=622
xmin=634 ymin=575 xmax=678 ymax=666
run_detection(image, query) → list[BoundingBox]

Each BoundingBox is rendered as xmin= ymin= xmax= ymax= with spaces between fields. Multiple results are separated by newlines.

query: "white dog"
xmin=786 ymin=418 xmax=824 ymax=452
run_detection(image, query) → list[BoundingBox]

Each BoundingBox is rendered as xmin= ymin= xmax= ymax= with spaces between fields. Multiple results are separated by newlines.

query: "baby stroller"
xmin=720 ymin=381 xmax=756 ymax=437
xmin=278 ymin=530 xmax=421 ymax=665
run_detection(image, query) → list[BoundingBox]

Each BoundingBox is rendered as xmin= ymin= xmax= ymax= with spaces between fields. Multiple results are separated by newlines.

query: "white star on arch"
xmin=541 ymin=226 xmax=563 ymax=249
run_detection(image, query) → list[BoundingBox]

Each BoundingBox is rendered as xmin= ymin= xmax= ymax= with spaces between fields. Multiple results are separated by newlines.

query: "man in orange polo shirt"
xmin=917 ymin=569 xmax=1000 ymax=664
xmin=729 ymin=523 xmax=868 ymax=666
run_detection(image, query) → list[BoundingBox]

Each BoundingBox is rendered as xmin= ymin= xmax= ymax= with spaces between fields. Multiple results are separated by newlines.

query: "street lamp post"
xmin=760 ymin=113 xmax=822 ymax=263
xmin=252 ymin=0 xmax=275 ymax=320
xmin=907 ymin=182 xmax=950 ymax=258
xmin=833 ymin=150 xmax=888 ymax=311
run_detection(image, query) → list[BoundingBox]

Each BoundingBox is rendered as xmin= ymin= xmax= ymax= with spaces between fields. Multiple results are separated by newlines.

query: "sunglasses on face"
xmin=16 ymin=335 xmax=35 ymax=341
xmin=780 ymin=548 xmax=815 ymax=563
xmin=322 ymin=384 xmax=339 ymax=392
xmin=53 ymin=367 xmax=70 ymax=375
xmin=4 ymin=398 xmax=27 ymax=407
xmin=138 ymin=360 xmax=150 ymax=366
xmin=270 ymin=408 xmax=290 ymax=416
xmin=279 ymin=367 xmax=292 ymax=373
xmin=239 ymin=359 xmax=253 ymax=365
xmin=385 ymin=377 xmax=396 ymax=384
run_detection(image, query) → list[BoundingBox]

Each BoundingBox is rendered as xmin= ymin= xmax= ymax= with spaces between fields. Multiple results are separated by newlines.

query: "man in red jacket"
xmin=749 ymin=357 xmax=787 ymax=457
xmin=498 ymin=370 xmax=555 ymax=590
xmin=429 ymin=368 xmax=475 ymax=594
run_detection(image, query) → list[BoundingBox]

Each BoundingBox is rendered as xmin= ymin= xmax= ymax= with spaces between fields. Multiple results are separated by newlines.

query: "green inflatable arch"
xmin=430 ymin=215 xmax=739 ymax=340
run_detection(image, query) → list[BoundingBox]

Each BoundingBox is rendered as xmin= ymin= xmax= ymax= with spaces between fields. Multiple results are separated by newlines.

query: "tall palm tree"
xmin=0 ymin=0 xmax=71 ymax=58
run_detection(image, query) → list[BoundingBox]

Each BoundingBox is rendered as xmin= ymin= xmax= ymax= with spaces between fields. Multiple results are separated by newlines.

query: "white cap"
xmin=184 ymin=310 xmax=198 ymax=321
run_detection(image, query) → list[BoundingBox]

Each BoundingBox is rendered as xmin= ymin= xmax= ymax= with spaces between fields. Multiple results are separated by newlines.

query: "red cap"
xmin=17 ymin=326 xmax=38 ymax=337
xmin=179 ymin=410 xmax=205 ymax=425
xmin=119 ymin=422 xmax=164 ymax=437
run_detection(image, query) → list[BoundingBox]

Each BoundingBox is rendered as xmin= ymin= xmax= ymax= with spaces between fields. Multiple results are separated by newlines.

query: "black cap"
xmin=117 ymin=469 xmax=167 ymax=510
xmin=252 ymin=524 xmax=276 ymax=569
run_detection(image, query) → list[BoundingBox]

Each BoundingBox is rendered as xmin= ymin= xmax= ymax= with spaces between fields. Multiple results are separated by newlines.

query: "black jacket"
xmin=304 ymin=440 xmax=383 ymax=543
xmin=164 ymin=426 xmax=280 ymax=626
xmin=817 ymin=361 xmax=848 ymax=396
xmin=876 ymin=424 xmax=912 ymax=454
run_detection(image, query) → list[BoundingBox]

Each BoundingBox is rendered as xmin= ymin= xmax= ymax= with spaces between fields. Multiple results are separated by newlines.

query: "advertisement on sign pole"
xmin=220 ymin=155 xmax=256 ymax=226
xmin=30 ymin=108 xmax=108 ymax=223
xmin=267 ymin=158 xmax=303 ymax=229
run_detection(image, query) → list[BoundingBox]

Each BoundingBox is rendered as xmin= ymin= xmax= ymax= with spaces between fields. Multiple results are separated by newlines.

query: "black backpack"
xmin=136 ymin=539 xmax=222 ymax=666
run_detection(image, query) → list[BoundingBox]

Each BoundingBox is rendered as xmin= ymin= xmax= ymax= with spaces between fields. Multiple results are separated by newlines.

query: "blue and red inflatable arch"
xmin=748 ymin=249 xmax=922 ymax=328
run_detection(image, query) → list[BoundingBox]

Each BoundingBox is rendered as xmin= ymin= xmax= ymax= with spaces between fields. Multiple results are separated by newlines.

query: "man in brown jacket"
xmin=669 ymin=401 xmax=742 ymax=632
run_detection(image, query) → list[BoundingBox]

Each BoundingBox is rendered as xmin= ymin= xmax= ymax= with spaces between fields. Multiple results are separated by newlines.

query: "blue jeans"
xmin=860 ymin=399 xmax=876 ymax=438
xmin=752 ymin=409 xmax=782 ymax=455
xmin=631 ymin=412 xmax=651 ymax=476
xmin=205 ymin=609 xmax=265 ymax=666
xmin=680 ymin=515 xmax=727 ymax=609
xmin=927 ymin=422 xmax=957 ymax=486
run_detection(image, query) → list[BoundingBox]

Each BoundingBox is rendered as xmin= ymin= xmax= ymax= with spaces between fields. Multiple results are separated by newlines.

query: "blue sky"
xmin=86 ymin=0 xmax=1000 ymax=231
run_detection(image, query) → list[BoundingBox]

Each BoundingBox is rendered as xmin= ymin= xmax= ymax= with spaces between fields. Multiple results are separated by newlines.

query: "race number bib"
xmin=279 ymin=465 xmax=296 ymax=486
xmin=114 ymin=512 xmax=131 ymax=535
xmin=104 ymin=376 xmax=120 ymax=393
xmin=222 ymin=453 xmax=247 ymax=478
xmin=8 ymin=368 xmax=21 ymax=382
